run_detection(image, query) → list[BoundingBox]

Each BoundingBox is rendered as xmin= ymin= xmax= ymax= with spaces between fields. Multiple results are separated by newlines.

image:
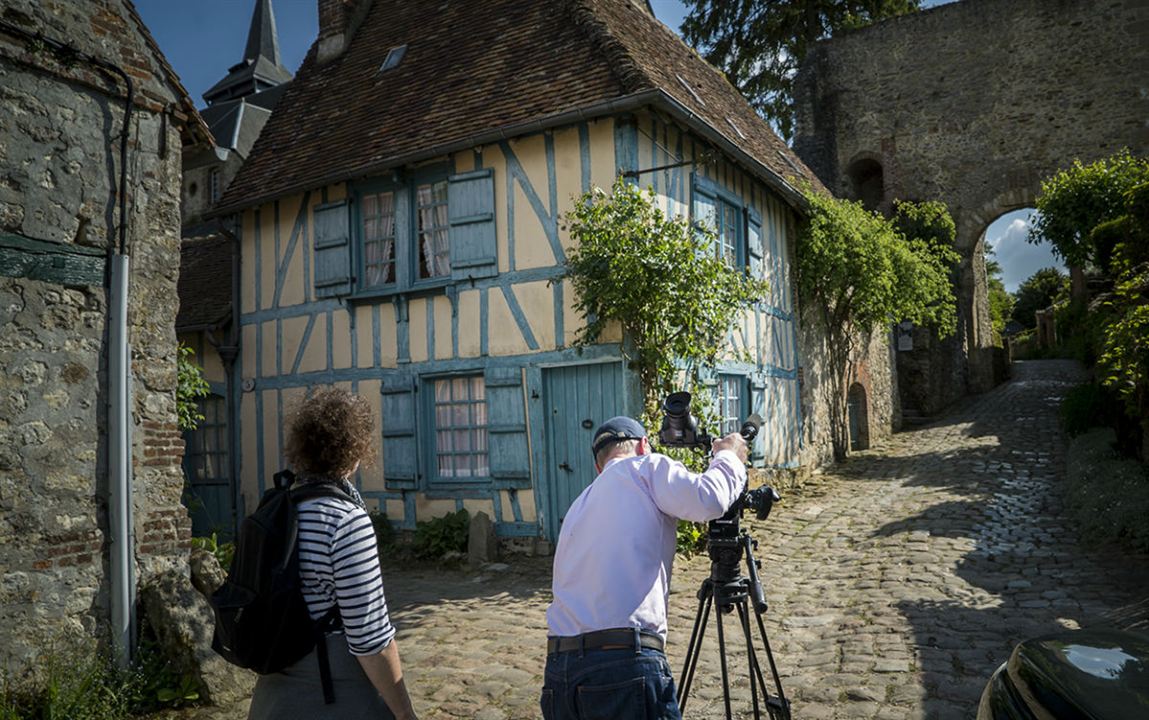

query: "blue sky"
xmin=137 ymin=0 xmax=1055 ymax=290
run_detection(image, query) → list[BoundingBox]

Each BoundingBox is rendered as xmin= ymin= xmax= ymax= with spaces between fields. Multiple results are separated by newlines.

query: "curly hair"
xmin=284 ymin=387 xmax=375 ymax=478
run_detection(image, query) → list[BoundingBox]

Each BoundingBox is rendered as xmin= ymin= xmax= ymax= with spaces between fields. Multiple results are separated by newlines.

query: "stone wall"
xmin=793 ymin=0 xmax=1149 ymax=411
xmin=0 ymin=0 xmax=195 ymax=676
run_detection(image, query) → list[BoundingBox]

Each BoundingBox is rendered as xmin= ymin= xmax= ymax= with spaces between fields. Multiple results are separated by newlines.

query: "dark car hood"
xmin=1000 ymin=628 xmax=1149 ymax=719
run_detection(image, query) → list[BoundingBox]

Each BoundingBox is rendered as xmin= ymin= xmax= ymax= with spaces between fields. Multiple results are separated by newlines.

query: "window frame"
xmin=712 ymin=373 xmax=749 ymax=437
xmin=422 ymin=373 xmax=491 ymax=488
xmin=350 ymin=164 xmax=456 ymax=298
xmin=691 ymin=174 xmax=747 ymax=269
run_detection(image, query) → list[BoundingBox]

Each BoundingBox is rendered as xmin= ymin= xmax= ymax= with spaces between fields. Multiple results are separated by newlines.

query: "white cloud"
xmin=985 ymin=210 xmax=1064 ymax=293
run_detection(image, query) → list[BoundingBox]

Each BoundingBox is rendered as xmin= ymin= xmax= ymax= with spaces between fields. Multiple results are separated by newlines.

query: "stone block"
xmin=468 ymin=510 xmax=499 ymax=567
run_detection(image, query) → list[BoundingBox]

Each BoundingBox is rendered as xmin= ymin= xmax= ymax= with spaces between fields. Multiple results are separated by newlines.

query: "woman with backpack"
xmin=247 ymin=387 xmax=418 ymax=720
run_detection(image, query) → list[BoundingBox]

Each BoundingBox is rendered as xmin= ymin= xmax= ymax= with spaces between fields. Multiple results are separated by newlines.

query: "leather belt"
xmin=547 ymin=628 xmax=665 ymax=654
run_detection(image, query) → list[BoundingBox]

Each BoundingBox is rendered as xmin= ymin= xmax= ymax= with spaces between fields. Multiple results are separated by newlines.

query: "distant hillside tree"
xmin=681 ymin=0 xmax=920 ymax=140
xmin=985 ymin=254 xmax=1014 ymax=344
xmin=1011 ymin=268 xmax=1069 ymax=329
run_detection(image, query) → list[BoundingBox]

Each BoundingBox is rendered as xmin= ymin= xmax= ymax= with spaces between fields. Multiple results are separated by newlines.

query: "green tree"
xmin=1028 ymin=149 xmax=1149 ymax=268
xmin=177 ymin=343 xmax=210 ymax=431
xmin=1010 ymin=267 xmax=1069 ymax=330
xmin=985 ymin=253 xmax=1014 ymax=344
xmin=681 ymin=0 xmax=920 ymax=140
xmin=797 ymin=191 xmax=958 ymax=459
xmin=563 ymin=178 xmax=768 ymax=422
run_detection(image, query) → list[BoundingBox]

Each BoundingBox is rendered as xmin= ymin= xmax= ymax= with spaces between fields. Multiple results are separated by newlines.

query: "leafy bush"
xmin=0 ymin=628 xmax=202 ymax=719
xmin=190 ymin=532 xmax=235 ymax=569
xmin=1064 ymin=428 xmax=1149 ymax=552
xmin=676 ymin=520 xmax=706 ymax=557
xmin=412 ymin=509 xmax=469 ymax=559
xmin=1054 ymin=299 xmax=1107 ymax=367
xmin=176 ymin=343 xmax=210 ymax=431
xmin=1060 ymin=382 xmax=1121 ymax=438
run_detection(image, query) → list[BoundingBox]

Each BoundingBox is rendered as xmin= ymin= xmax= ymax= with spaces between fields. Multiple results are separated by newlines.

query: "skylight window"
xmin=379 ymin=44 xmax=408 ymax=73
xmin=675 ymin=74 xmax=705 ymax=106
xmin=725 ymin=116 xmax=747 ymax=140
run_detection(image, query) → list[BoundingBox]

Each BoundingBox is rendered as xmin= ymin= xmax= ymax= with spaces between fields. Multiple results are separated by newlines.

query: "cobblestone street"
xmin=189 ymin=360 xmax=1149 ymax=719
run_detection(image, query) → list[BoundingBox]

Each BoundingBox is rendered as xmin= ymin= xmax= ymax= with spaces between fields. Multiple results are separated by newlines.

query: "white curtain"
xmin=418 ymin=183 xmax=450 ymax=278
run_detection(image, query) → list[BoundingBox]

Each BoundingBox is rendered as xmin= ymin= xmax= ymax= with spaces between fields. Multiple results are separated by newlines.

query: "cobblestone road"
xmin=186 ymin=360 xmax=1149 ymax=719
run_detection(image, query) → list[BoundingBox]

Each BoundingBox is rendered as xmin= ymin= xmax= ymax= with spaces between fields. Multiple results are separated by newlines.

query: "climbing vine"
xmin=563 ymin=178 xmax=769 ymax=427
xmin=177 ymin=343 xmax=210 ymax=431
xmin=797 ymin=190 xmax=959 ymax=460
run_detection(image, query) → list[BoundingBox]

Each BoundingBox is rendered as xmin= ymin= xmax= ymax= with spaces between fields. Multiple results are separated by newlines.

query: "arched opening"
xmin=979 ymin=207 xmax=1066 ymax=352
xmin=847 ymin=383 xmax=869 ymax=451
xmin=846 ymin=157 xmax=884 ymax=212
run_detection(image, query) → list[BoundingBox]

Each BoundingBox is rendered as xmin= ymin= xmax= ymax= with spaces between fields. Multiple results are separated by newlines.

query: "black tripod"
xmin=677 ymin=530 xmax=790 ymax=720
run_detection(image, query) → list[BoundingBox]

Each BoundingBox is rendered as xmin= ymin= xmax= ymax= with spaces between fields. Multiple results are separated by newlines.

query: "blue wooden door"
xmin=542 ymin=362 xmax=626 ymax=542
xmin=182 ymin=394 xmax=235 ymax=539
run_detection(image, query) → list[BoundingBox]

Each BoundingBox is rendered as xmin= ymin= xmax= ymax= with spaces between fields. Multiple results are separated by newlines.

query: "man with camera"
xmin=541 ymin=415 xmax=749 ymax=720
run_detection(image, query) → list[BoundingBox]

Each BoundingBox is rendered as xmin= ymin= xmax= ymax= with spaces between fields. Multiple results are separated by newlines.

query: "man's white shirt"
xmin=546 ymin=449 xmax=746 ymax=641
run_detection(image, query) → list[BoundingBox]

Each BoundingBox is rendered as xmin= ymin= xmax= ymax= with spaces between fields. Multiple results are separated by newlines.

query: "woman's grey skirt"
xmin=247 ymin=634 xmax=395 ymax=720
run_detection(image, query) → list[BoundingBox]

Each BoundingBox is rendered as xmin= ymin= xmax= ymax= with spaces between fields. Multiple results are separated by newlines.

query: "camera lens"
xmin=663 ymin=391 xmax=691 ymax=417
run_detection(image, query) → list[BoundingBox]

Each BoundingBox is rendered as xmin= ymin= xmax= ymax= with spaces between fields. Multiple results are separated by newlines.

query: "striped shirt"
xmin=297 ymin=496 xmax=395 ymax=656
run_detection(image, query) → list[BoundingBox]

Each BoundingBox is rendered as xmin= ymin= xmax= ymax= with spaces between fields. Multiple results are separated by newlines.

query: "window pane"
xmin=430 ymin=376 xmax=488 ymax=482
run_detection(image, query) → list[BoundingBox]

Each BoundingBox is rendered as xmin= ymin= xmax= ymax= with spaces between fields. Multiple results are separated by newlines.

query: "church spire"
xmin=243 ymin=0 xmax=282 ymax=68
xmin=202 ymin=0 xmax=293 ymax=106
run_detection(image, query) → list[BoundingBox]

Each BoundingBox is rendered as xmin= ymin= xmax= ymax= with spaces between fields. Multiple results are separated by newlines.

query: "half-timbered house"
xmin=208 ymin=0 xmax=846 ymax=546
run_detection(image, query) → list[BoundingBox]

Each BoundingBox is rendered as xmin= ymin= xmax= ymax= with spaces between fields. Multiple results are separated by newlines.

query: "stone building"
xmin=793 ymin=0 xmax=1148 ymax=417
xmin=0 ymin=0 xmax=222 ymax=685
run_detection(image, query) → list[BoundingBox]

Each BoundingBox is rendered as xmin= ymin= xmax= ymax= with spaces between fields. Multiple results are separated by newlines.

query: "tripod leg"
xmin=735 ymin=601 xmax=763 ymax=720
xmin=677 ymin=586 xmax=713 ymax=712
xmin=752 ymin=606 xmax=790 ymax=720
xmin=714 ymin=599 xmax=733 ymax=720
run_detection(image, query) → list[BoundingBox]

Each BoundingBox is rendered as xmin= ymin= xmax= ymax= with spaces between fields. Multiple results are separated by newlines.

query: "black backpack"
xmin=210 ymin=470 xmax=353 ymax=703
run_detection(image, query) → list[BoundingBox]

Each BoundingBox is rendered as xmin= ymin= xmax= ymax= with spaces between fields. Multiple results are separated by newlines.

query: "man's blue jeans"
xmin=541 ymin=645 xmax=682 ymax=719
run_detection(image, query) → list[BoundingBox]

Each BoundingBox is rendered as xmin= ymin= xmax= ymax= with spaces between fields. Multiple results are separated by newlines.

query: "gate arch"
xmin=794 ymin=0 xmax=1148 ymax=412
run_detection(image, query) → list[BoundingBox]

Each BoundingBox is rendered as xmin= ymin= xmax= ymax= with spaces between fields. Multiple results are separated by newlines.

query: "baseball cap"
xmin=591 ymin=416 xmax=647 ymax=456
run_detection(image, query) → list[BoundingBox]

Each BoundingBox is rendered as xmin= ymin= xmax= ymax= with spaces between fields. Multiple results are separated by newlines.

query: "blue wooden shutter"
xmin=314 ymin=200 xmax=352 ymax=297
xmin=747 ymin=209 xmax=764 ymax=278
xmin=484 ymin=367 xmax=531 ymax=488
xmin=448 ymin=169 xmax=497 ymax=280
xmin=381 ymin=374 xmax=418 ymax=489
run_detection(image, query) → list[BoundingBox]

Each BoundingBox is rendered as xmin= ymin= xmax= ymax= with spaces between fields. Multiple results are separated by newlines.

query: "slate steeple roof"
xmin=203 ymin=0 xmax=292 ymax=106
xmin=217 ymin=0 xmax=823 ymax=213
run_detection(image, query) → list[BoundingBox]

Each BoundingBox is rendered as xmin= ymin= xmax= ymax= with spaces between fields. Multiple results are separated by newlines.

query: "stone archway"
xmin=793 ymin=0 xmax=1148 ymax=413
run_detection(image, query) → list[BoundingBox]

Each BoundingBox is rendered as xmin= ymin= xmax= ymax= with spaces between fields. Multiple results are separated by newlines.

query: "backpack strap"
xmin=286 ymin=477 xmax=353 ymax=706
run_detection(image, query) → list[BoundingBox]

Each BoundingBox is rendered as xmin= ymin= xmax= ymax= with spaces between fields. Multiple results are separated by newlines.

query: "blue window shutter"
xmin=484 ymin=367 xmax=531 ymax=488
xmin=747 ymin=209 xmax=764 ymax=278
xmin=448 ymin=169 xmax=497 ymax=280
xmin=313 ymin=200 xmax=352 ymax=297
xmin=381 ymin=374 xmax=418 ymax=489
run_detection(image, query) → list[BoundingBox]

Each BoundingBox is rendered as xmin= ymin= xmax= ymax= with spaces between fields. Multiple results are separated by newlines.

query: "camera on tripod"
xmin=658 ymin=390 xmax=791 ymax=720
xmin=657 ymin=390 xmax=780 ymax=528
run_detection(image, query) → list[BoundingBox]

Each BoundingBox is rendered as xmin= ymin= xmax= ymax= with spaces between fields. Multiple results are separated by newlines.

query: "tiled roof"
xmin=176 ymin=232 xmax=232 ymax=331
xmin=218 ymin=0 xmax=820 ymax=213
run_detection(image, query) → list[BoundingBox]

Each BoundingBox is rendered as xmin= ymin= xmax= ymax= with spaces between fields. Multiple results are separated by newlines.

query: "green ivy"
xmin=190 ymin=532 xmax=235 ymax=570
xmin=176 ymin=343 xmax=210 ymax=432
xmin=563 ymin=178 xmax=768 ymax=423
xmin=797 ymin=190 xmax=959 ymax=459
